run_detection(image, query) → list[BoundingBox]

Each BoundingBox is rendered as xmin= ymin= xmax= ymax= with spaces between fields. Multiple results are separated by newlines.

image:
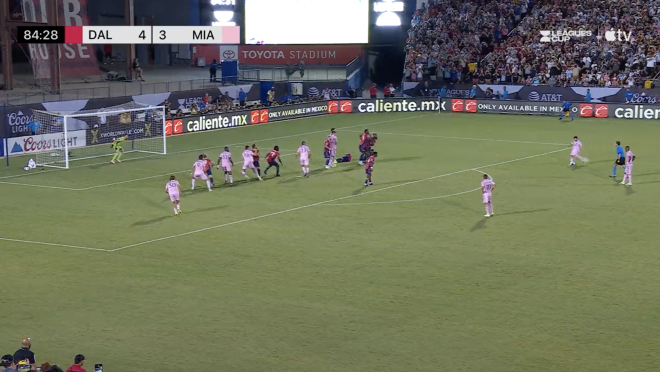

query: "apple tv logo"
xmin=604 ymin=29 xmax=631 ymax=42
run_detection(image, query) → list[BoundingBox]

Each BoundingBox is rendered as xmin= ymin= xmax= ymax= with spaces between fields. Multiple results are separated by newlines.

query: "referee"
xmin=611 ymin=141 xmax=625 ymax=178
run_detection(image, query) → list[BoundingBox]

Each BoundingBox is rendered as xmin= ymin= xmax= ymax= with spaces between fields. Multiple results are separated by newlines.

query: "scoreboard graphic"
xmin=17 ymin=26 xmax=240 ymax=44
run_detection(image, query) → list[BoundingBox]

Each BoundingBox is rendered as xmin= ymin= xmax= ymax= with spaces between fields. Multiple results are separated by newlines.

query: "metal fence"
xmin=239 ymin=67 xmax=348 ymax=82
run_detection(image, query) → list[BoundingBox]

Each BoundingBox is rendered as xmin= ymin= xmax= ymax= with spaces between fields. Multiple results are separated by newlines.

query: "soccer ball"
xmin=334 ymin=160 xmax=338 ymax=165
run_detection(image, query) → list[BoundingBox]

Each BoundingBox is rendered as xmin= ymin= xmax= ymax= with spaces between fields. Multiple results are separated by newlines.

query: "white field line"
xmin=0 ymin=181 xmax=79 ymax=190
xmin=77 ymin=153 xmax=297 ymax=190
xmin=0 ymin=113 xmax=436 ymax=182
xmin=339 ymin=130 xmax=568 ymax=146
xmin=324 ymin=188 xmax=481 ymax=206
xmin=108 ymin=147 xmax=568 ymax=252
xmin=0 ymin=237 xmax=109 ymax=252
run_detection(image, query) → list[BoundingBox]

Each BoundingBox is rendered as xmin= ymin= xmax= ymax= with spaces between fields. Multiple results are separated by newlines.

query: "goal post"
xmin=31 ymin=103 xmax=167 ymax=169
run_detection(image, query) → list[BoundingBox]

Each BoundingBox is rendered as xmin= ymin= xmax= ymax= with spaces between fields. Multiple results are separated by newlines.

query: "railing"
xmin=239 ymin=67 xmax=347 ymax=82
xmin=0 ymin=78 xmax=228 ymax=106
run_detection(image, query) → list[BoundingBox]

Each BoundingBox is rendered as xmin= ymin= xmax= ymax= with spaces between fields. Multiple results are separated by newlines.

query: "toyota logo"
xmin=223 ymin=50 xmax=236 ymax=59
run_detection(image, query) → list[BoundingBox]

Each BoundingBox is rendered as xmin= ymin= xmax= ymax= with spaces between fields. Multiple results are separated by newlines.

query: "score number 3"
xmin=136 ymin=30 xmax=166 ymax=41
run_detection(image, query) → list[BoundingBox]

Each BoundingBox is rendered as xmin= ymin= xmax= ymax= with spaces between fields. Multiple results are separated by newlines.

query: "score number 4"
xmin=137 ymin=30 xmax=166 ymax=41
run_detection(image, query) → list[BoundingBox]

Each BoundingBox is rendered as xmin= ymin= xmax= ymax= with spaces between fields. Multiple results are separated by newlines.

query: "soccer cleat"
xmin=364 ymin=182 xmax=368 ymax=186
xmin=610 ymin=175 xmax=616 ymax=178
xmin=117 ymin=159 xmax=121 ymax=163
xmin=484 ymin=214 xmax=491 ymax=217
xmin=620 ymin=181 xmax=626 ymax=185
xmin=275 ymin=174 xmax=280 ymax=177
xmin=626 ymin=183 xmax=632 ymax=186
xmin=325 ymin=166 xmax=330 ymax=169
xmin=358 ymin=161 xmax=363 ymax=165
xmin=110 ymin=160 xmax=115 ymax=164
xmin=368 ymin=182 xmax=373 ymax=186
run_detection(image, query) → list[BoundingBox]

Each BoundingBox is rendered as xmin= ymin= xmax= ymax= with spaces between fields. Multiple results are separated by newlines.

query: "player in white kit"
xmin=165 ymin=175 xmax=183 ymax=215
xmin=191 ymin=154 xmax=213 ymax=192
xmin=217 ymin=147 xmax=234 ymax=185
xmin=481 ymin=174 xmax=496 ymax=217
xmin=569 ymin=136 xmax=588 ymax=166
xmin=620 ymin=146 xmax=635 ymax=186
xmin=241 ymin=145 xmax=262 ymax=180
xmin=297 ymin=141 xmax=311 ymax=177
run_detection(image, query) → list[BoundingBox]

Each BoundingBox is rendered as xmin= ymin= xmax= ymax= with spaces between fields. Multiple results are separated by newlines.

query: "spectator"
xmin=46 ymin=367 xmax=63 ymax=372
xmin=267 ymin=88 xmax=275 ymax=106
xmin=585 ymin=89 xmax=592 ymax=102
xmin=13 ymin=339 xmax=35 ymax=371
xmin=421 ymin=81 xmax=430 ymax=96
xmin=388 ymin=84 xmax=396 ymax=98
xmin=103 ymin=45 xmax=112 ymax=64
xmin=369 ymin=84 xmax=377 ymax=99
xmin=438 ymin=85 xmax=447 ymax=98
xmin=65 ymin=355 xmax=85 ymax=372
xmin=347 ymin=85 xmax=356 ymax=98
xmin=469 ymin=85 xmax=477 ymax=98
xmin=238 ymin=88 xmax=246 ymax=106
xmin=502 ymin=86 xmax=508 ymax=100
xmin=132 ymin=58 xmax=144 ymax=82
xmin=1 ymin=355 xmax=14 ymax=372
xmin=209 ymin=59 xmax=218 ymax=82
xmin=190 ymin=102 xmax=199 ymax=115
xmin=202 ymin=93 xmax=210 ymax=105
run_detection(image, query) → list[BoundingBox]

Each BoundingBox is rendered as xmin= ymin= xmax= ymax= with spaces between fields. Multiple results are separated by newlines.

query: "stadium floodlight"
xmin=31 ymin=103 xmax=166 ymax=169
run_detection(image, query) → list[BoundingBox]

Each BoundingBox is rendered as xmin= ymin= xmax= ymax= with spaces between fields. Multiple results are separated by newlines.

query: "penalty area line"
xmin=0 ymin=237 xmax=109 ymax=252
xmin=109 ymin=146 xmax=568 ymax=252
xmin=339 ymin=130 xmax=569 ymax=146
xmin=323 ymin=188 xmax=481 ymax=206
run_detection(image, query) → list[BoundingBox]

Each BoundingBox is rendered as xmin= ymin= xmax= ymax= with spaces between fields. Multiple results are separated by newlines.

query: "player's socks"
xmin=174 ymin=208 xmax=178 ymax=215
xmin=210 ymin=177 xmax=214 ymax=185
xmin=612 ymin=166 xmax=617 ymax=177
xmin=485 ymin=205 xmax=490 ymax=215
xmin=224 ymin=174 xmax=228 ymax=182
xmin=257 ymin=169 xmax=261 ymax=176
xmin=489 ymin=204 xmax=494 ymax=215
xmin=111 ymin=153 xmax=118 ymax=163
xmin=177 ymin=204 xmax=181 ymax=210
xmin=229 ymin=175 xmax=233 ymax=184
xmin=570 ymin=112 xmax=574 ymax=120
xmin=206 ymin=180 xmax=212 ymax=190
xmin=191 ymin=179 xmax=196 ymax=189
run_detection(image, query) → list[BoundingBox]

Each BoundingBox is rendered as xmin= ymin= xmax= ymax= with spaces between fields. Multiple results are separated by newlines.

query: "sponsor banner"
xmin=183 ymin=112 xmax=250 ymax=133
xmin=353 ymin=98 xmax=446 ymax=113
xmin=220 ymin=45 xmax=238 ymax=60
xmin=86 ymin=114 xmax=161 ymax=146
xmin=6 ymin=130 xmax=86 ymax=155
xmin=273 ymin=81 xmax=346 ymax=101
xmin=609 ymin=104 xmax=660 ymax=120
xmin=461 ymin=99 xmax=579 ymax=115
xmin=21 ymin=0 xmax=99 ymax=79
xmin=238 ymin=45 xmax=363 ymax=65
xmin=403 ymin=82 xmax=660 ymax=104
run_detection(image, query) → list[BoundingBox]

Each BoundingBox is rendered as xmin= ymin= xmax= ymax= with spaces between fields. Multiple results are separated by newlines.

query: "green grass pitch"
xmin=1 ymin=112 xmax=660 ymax=372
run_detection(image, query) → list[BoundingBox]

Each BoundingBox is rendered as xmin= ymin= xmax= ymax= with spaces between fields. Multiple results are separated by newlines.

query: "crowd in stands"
xmin=165 ymin=86 xmax=362 ymax=118
xmin=1 ymin=339 xmax=86 ymax=372
xmin=405 ymin=0 xmax=660 ymax=88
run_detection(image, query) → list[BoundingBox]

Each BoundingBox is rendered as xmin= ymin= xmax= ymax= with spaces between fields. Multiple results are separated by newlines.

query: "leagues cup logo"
xmin=144 ymin=123 xmax=151 ymax=136
xmin=540 ymin=30 xmax=551 ymax=42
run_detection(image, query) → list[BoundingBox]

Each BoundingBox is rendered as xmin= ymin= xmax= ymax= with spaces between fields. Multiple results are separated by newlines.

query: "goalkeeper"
xmin=110 ymin=135 xmax=128 ymax=164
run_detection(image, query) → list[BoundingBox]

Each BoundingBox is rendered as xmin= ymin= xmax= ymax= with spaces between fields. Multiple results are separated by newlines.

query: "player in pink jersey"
xmin=481 ymin=174 xmax=496 ymax=217
xmin=297 ymin=141 xmax=311 ymax=177
xmin=620 ymin=146 xmax=636 ymax=186
xmin=165 ymin=175 xmax=183 ymax=215
xmin=191 ymin=154 xmax=213 ymax=192
xmin=217 ymin=146 xmax=234 ymax=184
xmin=325 ymin=128 xmax=338 ymax=169
xmin=569 ymin=136 xmax=588 ymax=166
xmin=241 ymin=145 xmax=262 ymax=180
xmin=364 ymin=151 xmax=377 ymax=186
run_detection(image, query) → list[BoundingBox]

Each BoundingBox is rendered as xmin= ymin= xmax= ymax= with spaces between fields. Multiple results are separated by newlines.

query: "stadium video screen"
xmin=244 ymin=0 xmax=369 ymax=44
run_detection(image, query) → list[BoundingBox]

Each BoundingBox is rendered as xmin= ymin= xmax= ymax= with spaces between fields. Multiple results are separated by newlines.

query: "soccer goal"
xmin=31 ymin=103 xmax=167 ymax=169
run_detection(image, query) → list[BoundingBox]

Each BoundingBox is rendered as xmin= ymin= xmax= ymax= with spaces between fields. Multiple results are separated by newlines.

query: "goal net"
xmin=31 ymin=103 xmax=166 ymax=169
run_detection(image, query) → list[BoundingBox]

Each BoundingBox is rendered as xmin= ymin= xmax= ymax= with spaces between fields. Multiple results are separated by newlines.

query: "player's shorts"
xmin=242 ymin=161 xmax=255 ymax=170
xmin=169 ymin=192 xmax=180 ymax=202
xmin=268 ymin=160 xmax=279 ymax=167
xmin=300 ymin=159 xmax=309 ymax=166
xmin=563 ymin=108 xmax=570 ymax=112
xmin=365 ymin=168 xmax=372 ymax=175
xmin=221 ymin=165 xmax=232 ymax=172
xmin=625 ymin=165 xmax=633 ymax=175
xmin=253 ymin=160 xmax=260 ymax=168
xmin=482 ymin=193 xmax=491 ymax=203
xmin=570 ymin=150 xmax=580 ymax=157
xmin=114 ymin=147 xmax=123 ymax=152
xmin=193 ymin=172 xmax=208 ymax=181
xmin=359 ymin=145 xmax=367 ymax=153
xmin=206 ymin=170 xmax=213 ymax=176
xmin=324 ymin=151 xmax=330 ymax=159
xmin=616 ymin=157 xmax=625 ymax=165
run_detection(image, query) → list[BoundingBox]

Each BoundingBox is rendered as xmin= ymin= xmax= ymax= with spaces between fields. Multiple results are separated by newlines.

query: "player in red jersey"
xmin=264 ymin=145 xmax=283 ymax=177
xmin=370 ymin=133 xmax=378 ymax=151
xmin=251 ymin=144 xmax=262 ymax=177
xmin=364 ymin=151 xmax=377 ymax=186
xmin=358 ymin=129 xmax=371 ymax=165
xmin=202 ymin=154 xmax=214 ymax=185
xmin=323 ymin=138 xmax=331 ymax=167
